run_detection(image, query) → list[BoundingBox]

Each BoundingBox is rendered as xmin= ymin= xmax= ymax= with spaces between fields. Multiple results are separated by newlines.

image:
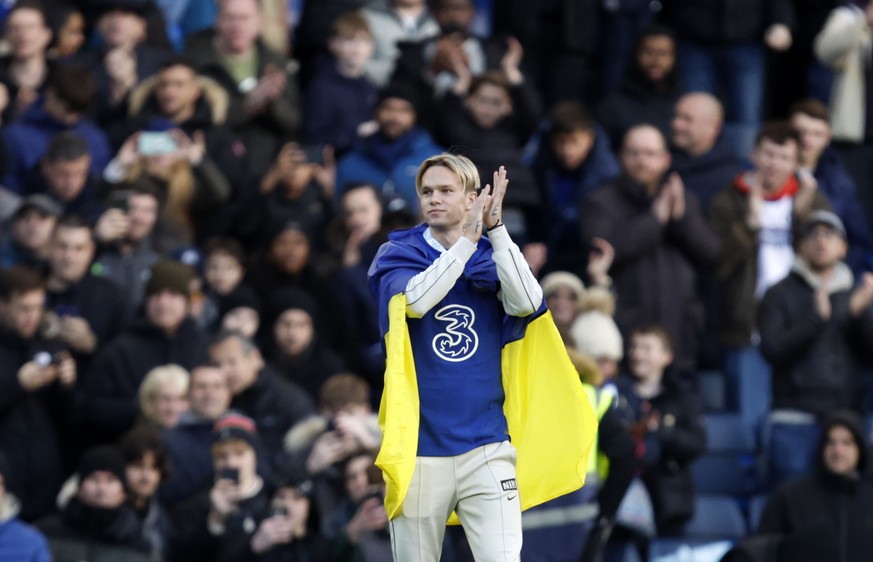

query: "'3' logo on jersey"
xmin=432 ymin=305 xmax=478 ymax=362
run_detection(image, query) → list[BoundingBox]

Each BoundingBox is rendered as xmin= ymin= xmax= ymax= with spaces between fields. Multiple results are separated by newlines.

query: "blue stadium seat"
xmin=703 ymin=413 xmax=756 ymax=452
xmin=684 ymin=495 xmax=747 ymax=540
xmin=698 ymin=370 xmax=727 ymax=412
xmin=747 ymin=494 xmax=769 ymax=533
xmin=691 ymin=452 xmax=759 ymax=496
xmin=649 ymin=538 xmax=734 ymax=561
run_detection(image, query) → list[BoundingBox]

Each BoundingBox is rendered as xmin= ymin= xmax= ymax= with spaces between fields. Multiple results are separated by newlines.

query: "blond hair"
xmin=415 ymin=153 xmax=480 ymax=195
xmin=138 ymin=364 xmax=190 ymax=421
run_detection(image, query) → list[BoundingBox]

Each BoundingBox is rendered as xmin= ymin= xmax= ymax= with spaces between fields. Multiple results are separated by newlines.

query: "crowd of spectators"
xmin=1 ymin=0 xmax=873 ymax=561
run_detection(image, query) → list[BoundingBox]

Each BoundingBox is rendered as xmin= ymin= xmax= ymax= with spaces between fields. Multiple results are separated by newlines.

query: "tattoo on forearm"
xmin=491 ymin=207 xmax=499 ymax=217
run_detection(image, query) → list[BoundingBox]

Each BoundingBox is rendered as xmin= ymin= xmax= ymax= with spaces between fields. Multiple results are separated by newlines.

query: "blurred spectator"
xmin=172 ymin=412 xmax=274 ymax=562
xmin=209 ymin=330 xmax=315 ymax=471
xmin=159 ymin=365 xmax=233 ymax=506
xmin=0 ymin=1 xmax=53 ymax=124
xmin=594 ymin=0 xmax=660 ymax=100
xmin=82 ymin=0 xmax=170 ymax=127
xmin=669 ymin=92 xmax=745 ymax=213
xmin=616 ymin=325 xmax=706 ymax=536
xmin=304 ymin=11 xmax=378 ymax=156
xmin=531 ymin=100 xmax=620 ymax=277
xmin=217 ymin=287 xmax=262 ymax=339
xmin=764 ymin=0 xmax=837 ymax=118
xmin=328 ymin=183 xmax=385 ymax=383
xmin=200 ymin=236 xmax=260 ymax=333
xmin=0 ymin=265 xmax=76 ymax=521
xmin=265 ymin=288 xmax=346 ymax=401
xmin=121 ymin=56 xmax=247 ymax=197
xmin=571 ymin=287 xmax=624 ymax=385
xmin=663 ymin=0 xmax=796 ymax=158
xmin=540 ymin=271 xmax=588 ymax=343
xmin=187 ymin=0 xmax=302 ymax=181
xmin=361 ymin=0 xmax=440 ymax=87
xmin=1 ymin=64 xmax=111 ymax=194
xmin=597 ymin=24 xmax=681 ymax=153
xmin=390 ymin=0 xmax=510 ymax=118
xmin=253 ymin=142 xmax=336 ymax=249
xmin=154 ymin=0 xmax=217 ymax=51
xmin=322 ymin=451 xmax=391 ymax=561
xmin=137 ymin=364 xmax=190 ymax=429
xmin=581 ymin=125 xmax=721 ymax=373
xmin=434 ymin=51 xmax=542 ymax=241
xmin=36 ymin=445 xmax=153 ymax=562
xmin=92 ymin=182 xmax=162 ymax=321
xmin=710 ymin=122 xmax=831 ymax=349
xmin=282 ymin=373 xmax=380 ymax=524
xmin=755 ymin=410 xmax=873 ymax=562
xmin=814 ymin=0 xmax=873 ymax=226
xmin=246 ymin=221 xmax=349 ymax=354
xmin=249 ymin=478 xmax=335 ymax=561
xmin=83 ymin=259 xmax=208 ymax=442
xmin=0 ymin=449 xmax=52 ymax=562
xmin=0 ymin=194 xmax=61 ymax=269
xmin=490 ymin=0 xmax=598 ymax=105
xmin=23 ymin=131 xmax=105 ymax=224
xmin=335 ymin=85 xmax=444 ymax=211
xmin=103 ymin=126 xmax=232 ymax=253
xmin=789 ymin=98 xmax=873 ymax=274
xmin=758 ymin=211 xmax=873 ymax=484
xmin=45 ymin=3 xmax=86 ymax=61
xmin=120 ymin=426 xmax=174 ymax=559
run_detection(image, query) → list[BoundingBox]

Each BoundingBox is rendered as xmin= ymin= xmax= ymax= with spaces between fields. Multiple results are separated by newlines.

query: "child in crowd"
xmin=201 ymin=237 xmax=260 ymax=334
xmin=304 ymin=11 xmax=379 ymax=156
xmin=616 ymin=325 xmax=706 ymax=537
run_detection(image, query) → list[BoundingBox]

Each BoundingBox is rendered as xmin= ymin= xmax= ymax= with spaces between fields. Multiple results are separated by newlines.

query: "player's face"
xmin=418 ymin=165 xmax=475 ymax=231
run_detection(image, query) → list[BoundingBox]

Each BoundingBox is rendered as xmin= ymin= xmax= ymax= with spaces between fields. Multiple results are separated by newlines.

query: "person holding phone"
xmin=172 ymin=413 xmax=273 ymax=562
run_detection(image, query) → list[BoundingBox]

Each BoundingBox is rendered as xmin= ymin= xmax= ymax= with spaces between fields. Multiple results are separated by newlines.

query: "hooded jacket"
xmin=757 ymin=411 xmax=873 ymax=562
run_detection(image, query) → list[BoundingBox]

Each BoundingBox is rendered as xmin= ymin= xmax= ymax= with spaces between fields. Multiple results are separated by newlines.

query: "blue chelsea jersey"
xmin=408 ymin=260 xmax=508 ymax=457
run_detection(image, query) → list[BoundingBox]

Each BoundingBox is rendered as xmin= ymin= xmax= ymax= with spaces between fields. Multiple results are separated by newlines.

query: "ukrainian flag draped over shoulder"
xmin=374 ymin=278 xmax=597 ymax=520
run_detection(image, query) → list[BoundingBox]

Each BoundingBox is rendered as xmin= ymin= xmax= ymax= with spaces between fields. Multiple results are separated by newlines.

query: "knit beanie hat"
xmin=540 ymin=271 xmax=586 ymax=301
xmin=77 ymin=445 xmax=126 ymax=484
xmin=213 ymin=412 xmax=260 ymax=451
xmin=145 ymin=259 xmax=193 ymax=298
xmin=267 ymin=287 xmax=319 ymax=327
xmin=571 ymin=311 xmax=624 ymax=361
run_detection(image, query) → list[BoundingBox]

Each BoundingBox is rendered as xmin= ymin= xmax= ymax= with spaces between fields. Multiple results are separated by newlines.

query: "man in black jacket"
xmin=759 ymin=211 xmax=873 ymax=486
xmin=0 ymin=265 xmax=76 ymax=520
xmin=83 ymin=259 xmax=208 ymax=442
xmin=208 ymin=331 xmax=315 ymax=473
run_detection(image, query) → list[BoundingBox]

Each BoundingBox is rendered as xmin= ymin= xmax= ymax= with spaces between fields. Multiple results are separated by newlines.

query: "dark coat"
xmin=758 ymin=261 xmax=873 ymax=416
xmin=36 ymin=498 xmax=154 ymax=562
xmin=171 ymin=483 xmax=272 ymax=562
xmin=596 ymin=76 xmax=680 ymax=153
xmin=0 ymin=330 xmax=70 ymax=521
xmin=434 ymin=82 xmax=542 ymax=214
xmin=82 ymin=317 xmax=208 ymax=441
xmin=158 ymin=415 xmax=216 ymax=507
xmin=671 ymin=135 xmax=747 ymax=213
xmin=1 ymin=97 xmax=112 ymax=195
xmin=581 ymin=176 xmax=721 ymax=371
xmin=616 ymin=374 xmax=707 ymax=535
xmin=531 ymin=125 xmax=620 ymax=275
xmin=663 ymin=0 xmax=796 ymax=44
xmin=22 ymin=165 xmax=105 ymax=225
xmin=231 ymin=365 xmax=315 ymax=471
xmin=186 ymin=31 xmax=302 ymax=181
xmin=709 ymin=177 xmax=832 ymax=346
xmin=304 ymin=56 xmax=379 ymax=155
xmin=269 ymin=338 xmax=346 ymax=404
xmin=757 ymin=413 xmax=873 ymax=562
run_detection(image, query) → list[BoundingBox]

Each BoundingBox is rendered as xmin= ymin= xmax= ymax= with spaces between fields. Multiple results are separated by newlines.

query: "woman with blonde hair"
xmin=138 ymin=364 xmax=190 ymax=429
xmin=103 ymin=128 xmax=232 ymax=252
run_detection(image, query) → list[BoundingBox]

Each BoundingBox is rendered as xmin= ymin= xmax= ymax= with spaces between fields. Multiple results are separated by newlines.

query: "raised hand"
xmin=483 ymin=166 xmax=507 ymax=230
xmin=462 ymin=186 xmax=491 ymax=244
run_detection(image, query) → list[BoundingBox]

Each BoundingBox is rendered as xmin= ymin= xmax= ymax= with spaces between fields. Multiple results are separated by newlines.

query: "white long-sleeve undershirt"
xmin=404 ymin=225 xmax=543 ymax=318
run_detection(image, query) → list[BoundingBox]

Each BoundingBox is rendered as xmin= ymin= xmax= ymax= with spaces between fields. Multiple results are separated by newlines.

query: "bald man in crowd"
xmin=670 ymin=93 xmax=745 ymax=212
